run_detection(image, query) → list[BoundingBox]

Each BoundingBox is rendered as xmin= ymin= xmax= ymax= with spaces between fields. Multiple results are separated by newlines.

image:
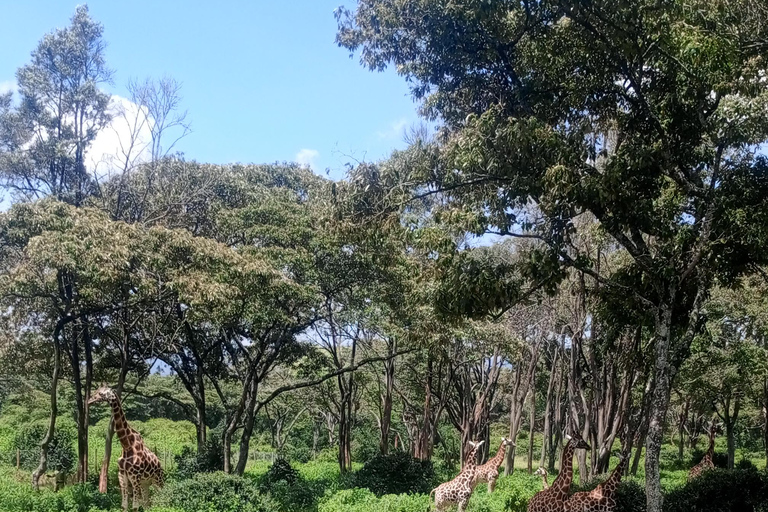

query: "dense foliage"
xmin=1 ymin=3 xmax=768 ymax=512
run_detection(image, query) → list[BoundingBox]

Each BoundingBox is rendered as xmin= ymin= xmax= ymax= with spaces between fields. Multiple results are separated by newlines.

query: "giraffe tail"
xmin=428 ymin=488 xmax=435 ymax=511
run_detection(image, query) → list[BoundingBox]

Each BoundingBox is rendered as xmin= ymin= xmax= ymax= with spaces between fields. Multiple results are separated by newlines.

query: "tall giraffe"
xmin=89 ymin=385 xmax=164 ymax=512
xmin=472 ymin=437 xmax=515 ymax=492
xmin=527 ymin=431 xmax=590 ymax=512
xmin=563 ymin=445 xmax=631 ymax=512
xmin=430 ymin=440 xmax=485 ymax=512
xmin=534 ymin=467 xmax=549 ymax=490
xmin=688 ymin=422 xmax=720 ymax=480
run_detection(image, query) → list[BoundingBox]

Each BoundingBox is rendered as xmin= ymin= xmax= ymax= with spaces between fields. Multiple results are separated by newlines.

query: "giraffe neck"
xmin=551 ymin=441 xmax=576 ymax=495
xmin=602 ymin=455 xmax=629 ymax=495
xmin=108 ymin=395 xmax=133 ymax=450
xmin=462 ymin=444 xmax=481 ymax=476
xmin=487 ymin=441 xmax=507 ymax=467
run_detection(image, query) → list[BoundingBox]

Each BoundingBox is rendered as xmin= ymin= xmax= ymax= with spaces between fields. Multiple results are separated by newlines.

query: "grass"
xmin=1 ymin=419 xmax=765 ymax=512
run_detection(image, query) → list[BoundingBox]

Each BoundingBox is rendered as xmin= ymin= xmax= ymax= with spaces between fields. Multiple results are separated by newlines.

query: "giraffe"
xmin=563 ymin=445 xmax=631 ymax=512
xmin=472 ymin=437 xmax=515 ymax=493
xmin=527 ymin=431 xmax=591 ymax=512
xmin=688 ymin=422 xmax=721 ymax=480
xmin=88 ymin=384 xmax=164 ymax=512
xmin=534 ymin=467 xmax=549 ymax=490
xmin=430 ymin=440 xmax=484 ymax=512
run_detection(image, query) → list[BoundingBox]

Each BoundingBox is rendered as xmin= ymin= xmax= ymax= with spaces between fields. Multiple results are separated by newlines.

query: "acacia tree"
xmin=337 ymin=2 xmax=768 ymax=509
xmin=0 ymin=201 xmax=158 ymax=486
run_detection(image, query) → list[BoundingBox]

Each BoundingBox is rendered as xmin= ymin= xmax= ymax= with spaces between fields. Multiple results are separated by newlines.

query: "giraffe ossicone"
xmin=89 ymin=384 xmax=164 ymax=512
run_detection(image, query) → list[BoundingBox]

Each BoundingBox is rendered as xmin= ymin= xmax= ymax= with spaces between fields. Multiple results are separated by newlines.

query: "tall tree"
xmin=337 ymin=2 xmax=768 ymax=509
xmin=0 ymin=5 xmax=112 ymax=205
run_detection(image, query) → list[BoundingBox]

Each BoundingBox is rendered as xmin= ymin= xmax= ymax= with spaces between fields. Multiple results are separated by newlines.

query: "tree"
xmin=0 ymin=5 xmax=112 ymax=205
xmin=337 ymin=2 xmax=768 ymax=509
xmin=681 ymin=285 xmax=768 ymax=468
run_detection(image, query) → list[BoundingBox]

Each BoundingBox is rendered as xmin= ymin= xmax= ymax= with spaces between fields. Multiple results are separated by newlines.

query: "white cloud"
xmin=377 ymin=118 xmax=409 ymax=140
xmin=295 ymin=148 xmax=320 ymax=169
xmin=0 ymin=80 xmax=16 ymax=95
xmin=86 ymin=94 xmax=153 ymax=177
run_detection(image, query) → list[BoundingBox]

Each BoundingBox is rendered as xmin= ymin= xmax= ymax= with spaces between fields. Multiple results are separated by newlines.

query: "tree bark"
xmin=540 ymin=344 xmax=559 ymax=469
xmin=33 ymin=336 xmax=61 ymax=490
xmin=764 ymin=379 xmax=768 ymax=468
xmin=72 ymin=319 xmax=93 ymax=484
xmin=234 ymin=376 xmax=259 ymax=476
xmin=379 ymin=337 xmax=396 ymax=455
xmin=645 ymin=303 xmax=674 ymax=512
xmin=527 ymin=384 xmax=536 ymax=473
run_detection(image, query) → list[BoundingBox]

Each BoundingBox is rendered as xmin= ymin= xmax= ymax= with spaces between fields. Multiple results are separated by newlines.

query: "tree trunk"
xmin=764 ymin=379 xmax=768 ymax=468
xmin=645 ymin=304 xmax=674 ymax=512
xmin=379 ymin=338 xmax=396 ymax=455
xmin=337 ymin=337 xmax=357 ymax=473
xmin=723 ymin=397 xmax=739 ymax=469
xmin=540 ymin=345 xmax=559 ymax=469
xmin=223 ymin=370 xmax=254 ymax=474
xmin=72 ymin=320 xmax=93 ymax=484
xmin=527 ymin=386 xmax=536 ymax=473
xmin=234 ymin=377 xmax=259 ymax=476
xmin=678 ymin=397 xmax=690 ymax=461
xmin=196 ymin=370 xmax=207 ymax=453
xmin=33 ymin=338 xmax=61 ymax=490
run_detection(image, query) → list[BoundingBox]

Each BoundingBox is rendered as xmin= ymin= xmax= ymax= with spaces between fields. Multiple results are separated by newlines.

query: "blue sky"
xmin=0 ymin=1 xmax=421 ymax=180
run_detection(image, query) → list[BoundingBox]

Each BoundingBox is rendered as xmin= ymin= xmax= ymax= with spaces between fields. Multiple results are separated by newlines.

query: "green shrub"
xmin=318 ymin=488 xmax=429 ymax=512
xmin=353 ymin=452 xmax=435 ymax=496
xmin=737 ymin=459 xmax=759 ymax=471
xmin=257 ymin=458 xmax=322 ymax=512
xmin=13 ymin=424 xmax=76 ymax=475
xmin=0 ymin=480 xmax=118 ymax=512
xmin=154 ymin=472 xmax=279 ymax=512
xmin=174 ymin=436 xmax=224 ymax=480
xmin=615 ymin=480 xmax=646 ymax=512
xmin=664 ymin=468 xmax=767 ymax=512
xmin=262 ymin=457 xmax=299 ymax=486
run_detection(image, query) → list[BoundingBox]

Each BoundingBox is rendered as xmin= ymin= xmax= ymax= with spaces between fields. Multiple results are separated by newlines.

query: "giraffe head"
xmin=565 ymin=430 xmax=591 ymax=450
xmin=501 ymin=437 xmax=515 ymax=448
xmin=466 ymin=440 xmax=484 ymax=463
xmin=534 ymin=467 xmax=547 ymax=477
xmin=88 ymin=383 xmax=118 ymax=405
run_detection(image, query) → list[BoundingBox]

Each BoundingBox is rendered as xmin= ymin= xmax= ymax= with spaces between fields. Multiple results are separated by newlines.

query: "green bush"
xmin=737 ymin=459 xmax=759 ymax=471
xmin=154 ymin=472 xmax=279 ymax=512
xmin=174 ymin=436 xmax=224 ymax=480
xmin=261 ymin=457 xmax=299 ymax=486
xmin=318 ymin=488 xmax=429 ymax=512
xmin=664 ymin=468 xmax=767 ymax=512
xmin=13 ymin=424 xmax=76 ymax=475
xmin=615 ymin=480 xmax=647 ymax=512
xmin=0 ymin=480 xmax=118 ymax=512
xmin=257 ymin=458 xmax=323 ymax=512
xmin=353 ymin=452 xmax=435 ymax=496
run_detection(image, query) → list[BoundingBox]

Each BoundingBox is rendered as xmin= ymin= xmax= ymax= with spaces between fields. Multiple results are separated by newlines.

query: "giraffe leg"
xmin=488 ymin=476 xmax=495 ymax=493
xmin=118 ymin=470 xmax=130 ymax=512
xmin=129 ymin=476 xmax=141 ymax=512
xmin=140 ymin=480 xmax=152 ymax=510
xmin=457 ymin=497 xmax=468 ymax=512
